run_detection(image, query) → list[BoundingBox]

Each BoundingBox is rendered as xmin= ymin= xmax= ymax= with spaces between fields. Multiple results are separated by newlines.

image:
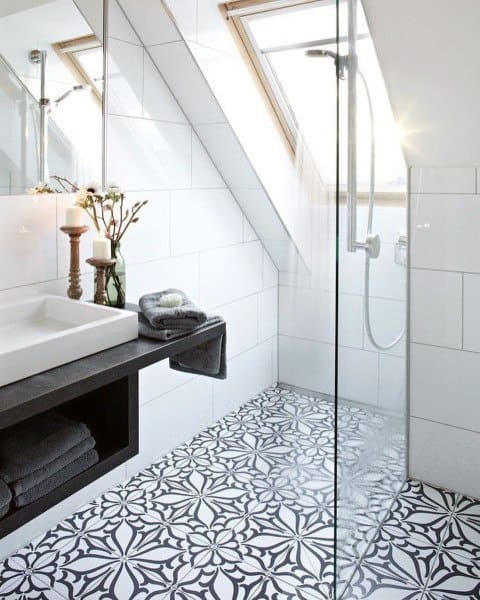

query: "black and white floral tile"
xmin=0 ymin=386 xmax=478 ymax=600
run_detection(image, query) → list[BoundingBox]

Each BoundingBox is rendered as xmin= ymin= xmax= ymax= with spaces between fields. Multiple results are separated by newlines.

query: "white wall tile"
xmin=463 ymin=273 xmax=480 ymax=352
xmin=119 ymin=0 xmax=181 ymax=45
xmin=107 ymin=116 xmax=191 ymax=190
xmin=170 ymin=189 xmax=243 ymax=255
xmin=127 ymin=254 xmax=200 ymax=305
xmin=410 ymin=269 xmax=462 ymax=348
xmin=369 ymin=243 xmax=407 ymax=301
xmin=214 ymin=295 xmax=258 ymax=359
xmin=258 ymin=287 xmax=278 ymax=342
xmin=213 ymin=340 xmax=274 ymax=420
xmin=410 ymin=167 xmax=476 ymax=194
xmin=279 ymin=336 xmax=335 ymax=396
xmin=194 ymin=123 xmax=260 ymax=190
xmin=411 ymin=194 xmax=480 ymax=272
xmin=164 ymin=0 xmax=198 ymax=42
xmin=143 ymin=52 xmax=187 ymax=123
xmin=107 ymin=38 xmax=144 ymax=118
xmin=149 ymin=41 xmax=225 ymax=125
xmin=231 ymin=188 xmax=289 ymax=242
xmin=0 ymin=195 xmax=57 ymax=290
xmin=109 ymin=0 xmax=140 ymax=44
xmin=121 ymin=191 xmax=170 ymax=264
xmin=191 ymin=132 xmax=225 ymax=188
xmin=263 ymin=250 xmax=278 ymax=289
xmin=127 ymin=377 xmax=213 ymax=476
xmin=338 ymin=346 xmax=379 ymax=406
xmin=379 ymin=354 xmax=406 ymax=414
xmin=243 ymin=217 xmax=258 ymax=242
xmin=363 ymin=297 xmax=406 ymax=357
xmin=139 ymin=359 xmax=194 ymax=405
xmin=410 ymin=417 xmax=480 ymax=499
xmin=410 ymin=343 xmax=480 ymax=433
xmin=199 ymin=241 xmax=263 ymax=308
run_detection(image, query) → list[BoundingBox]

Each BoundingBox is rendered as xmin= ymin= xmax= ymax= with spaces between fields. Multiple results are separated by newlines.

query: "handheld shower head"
xmin=305 ymin=49 xmax=338 ymax=60
xmin=55 ymin=84 xmax=91 ymax=105
xmin=306 ymin=48 xmax=347 ymax=79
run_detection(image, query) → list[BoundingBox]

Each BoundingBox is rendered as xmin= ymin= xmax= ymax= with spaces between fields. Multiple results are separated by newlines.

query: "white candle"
xmin=93 ymin=237 xmax=111 ymax=260
xmin=65 ymin=206 xmax=84 ymax=227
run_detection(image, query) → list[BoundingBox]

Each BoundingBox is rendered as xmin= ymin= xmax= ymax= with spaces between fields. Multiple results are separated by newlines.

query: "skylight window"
xmin=226 ymin=0 xmax=406 ymax=191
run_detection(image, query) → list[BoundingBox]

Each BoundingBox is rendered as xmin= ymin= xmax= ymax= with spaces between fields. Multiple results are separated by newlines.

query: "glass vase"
xmin=105 ymin=241 xmax=126 ymax=308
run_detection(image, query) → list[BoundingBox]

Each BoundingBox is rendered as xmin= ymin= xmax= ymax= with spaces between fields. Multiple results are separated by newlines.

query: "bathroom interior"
xmin=0 ymin=0 xmax=478 ymax=598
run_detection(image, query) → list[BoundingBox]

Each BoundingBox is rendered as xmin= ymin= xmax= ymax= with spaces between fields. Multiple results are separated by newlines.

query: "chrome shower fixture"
xmin=305 ymin=48 xmax=347 ymax=79
xmin=54 ymin=84 xmax=91 ymax=106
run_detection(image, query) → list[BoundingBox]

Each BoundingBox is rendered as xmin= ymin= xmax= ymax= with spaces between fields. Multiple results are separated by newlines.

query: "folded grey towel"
xmin=0 ymin=412 xmax=90 ymax=483
xmin=170 ymin=324 xmax=227 ymax=380
xmin=0 ymin=478 xmax=11 ymax=515
xmin=10 ymin=436 xmax=96 ymax=496
xmin=139 ymin=289 xmax=207 ymax=332
xmin=15 ymin=449 xmax=99 ymax=508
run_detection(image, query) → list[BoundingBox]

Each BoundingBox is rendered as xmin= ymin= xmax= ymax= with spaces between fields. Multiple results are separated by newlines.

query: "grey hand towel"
xmin=15 ymin=449 xmax=99 ymax=508
xmin=10 ymin=436 xmax=96 ymax=496
xmin=0 ymin=478 xmax=12 ymax=517
xmin=0 ymin=412 xmax=90 ymax=483
xmin=139 ymin=289 xmax=207 ymax=332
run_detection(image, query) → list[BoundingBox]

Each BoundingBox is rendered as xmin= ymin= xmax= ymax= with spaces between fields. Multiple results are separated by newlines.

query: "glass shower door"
xmin=335 ymin=0 xmax=408 ymax=595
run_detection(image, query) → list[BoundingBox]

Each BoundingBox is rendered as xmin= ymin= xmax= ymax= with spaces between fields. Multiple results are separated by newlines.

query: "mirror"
xmin=0 ymin=0 xmax=104 ymax=195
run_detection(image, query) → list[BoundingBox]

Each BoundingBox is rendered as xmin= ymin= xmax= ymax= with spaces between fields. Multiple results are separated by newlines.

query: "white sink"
xmin=0 ymin=295 xmax=138 ymax=387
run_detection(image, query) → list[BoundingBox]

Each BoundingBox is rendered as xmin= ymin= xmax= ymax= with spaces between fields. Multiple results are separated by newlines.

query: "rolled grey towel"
xmin=139 ymin=289 xmax=207 ymax=331
xmin=15 ymin=449 xmax=99 ymax=508
xmin=0 ymin=412 xmax=90 ymax=483
xmin=0 ymin=478 xmax=12 ymax=516
xmin=10 ymin=436 xmax=96 ymax=496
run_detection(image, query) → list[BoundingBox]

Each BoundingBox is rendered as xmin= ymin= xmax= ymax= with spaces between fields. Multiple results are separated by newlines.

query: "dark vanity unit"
xmin=0 ymin=320 xmax=225 ymax=538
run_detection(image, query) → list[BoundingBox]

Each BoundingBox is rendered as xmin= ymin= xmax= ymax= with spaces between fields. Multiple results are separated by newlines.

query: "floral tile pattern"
xmin=0 ymin=385 xmax=479 ymax=600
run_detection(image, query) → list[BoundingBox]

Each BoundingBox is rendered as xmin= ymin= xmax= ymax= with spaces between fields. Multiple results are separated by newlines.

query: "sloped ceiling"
xmin=363 ymin=0 xmax=480 ymax=167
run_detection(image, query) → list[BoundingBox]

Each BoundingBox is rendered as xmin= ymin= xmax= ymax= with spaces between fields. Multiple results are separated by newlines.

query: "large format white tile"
xmin=109 ymin=0 xmax=140 ymax=44
xmin=194 ymin=123 xmax=260 ymax=190
xmin=191 ymin=131 xmax=225 ymax=188
xmin=119 ymin=0 xmax=181 ymax=45
xmin=410 ymin=417 xmax=480 ymax=499
xmin=199 ymin=241 xmax=263 ymax=308
xmin=369 ymin=243 xmax=407 ymax=301
xmin=121 ymin=190 xmax=170 ymax=264
xmin=127 ymin=377 xmax=213 ymax=476
xmin=170 ymin=188 xmax=243 ymax=255
xmin=0 ymin=195 xmax=57 ymax=290
xmin=139 ymin=360 xmax=194 ymax=405
xmin=278 ymin=335 xmax=335 ymax=395
xmin=149 ymin=41 xmax=225 ymax=125
xmin=231 ymin=188 xmax=290 ymax=242
xmin=143 ymin=52 xmax=187 ymax=123
xmin=410 ymin=194 xmax=480 ymax=272
xmin=410 ymin=167 xmax=476 ymax=194
xmin=258 ymin=286 xmax=278 ymax=342
xmin=410 ymin=268 xmax=462 ymax=348
xmin=263 ymin=249 xmax=278 ymax=289
xmin=107 ymin=37 xmax=143 ymax=118
xmin=216 ymin=294 xmax=258 ymax=359
xmin=212 ymin=340 xmax=274 ymax=420
xmin=107 ymin=115 xmax=191 ymax=190
xmin=127 ymin=254 xmax=200 ymax=304
xmin=164 ymin=0 xmax=198 ymax=42
xmin=379 ymin=354 xmax=406 ymax=415
xmin=338 ymin=346 xmax=379 ymax=406
xmin=463 ymin=273 xmax=480 ymax=352
xmin=410 ymin=343 xmax=480 ymax=433
xmin=363 ymin=297 xmax=406 ymax=357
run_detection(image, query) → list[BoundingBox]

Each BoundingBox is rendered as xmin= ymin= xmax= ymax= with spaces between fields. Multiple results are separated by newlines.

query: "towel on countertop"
xmin=139 ymin=314 xmax=227 ymax=380
xmin=0 ymin=478 xmax=12 ymax=518
xmin=15 ymin=449 xmax=99 ymax=508
xmin=139 ymin=289 xmax=207 ymax=333
xmin=10 ymin=436 xmax=96 ymax=497
xmin=0 ymin=411 xmax=90 ymax=483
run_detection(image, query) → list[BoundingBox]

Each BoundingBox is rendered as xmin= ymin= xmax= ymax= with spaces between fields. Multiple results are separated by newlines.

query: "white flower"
xmin=85 ymin=181 xmax=101 ymax=194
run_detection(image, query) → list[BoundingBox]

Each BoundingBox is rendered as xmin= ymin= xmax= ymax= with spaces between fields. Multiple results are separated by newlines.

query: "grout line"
xmin=411 ymin=415 xmax=480 ymax=436
xmin=462 ymin=272 xmax=465 ymax=350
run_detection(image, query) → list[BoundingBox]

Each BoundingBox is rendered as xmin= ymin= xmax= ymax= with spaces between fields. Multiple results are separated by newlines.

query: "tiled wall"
xmin=410 ymin=167 xmax=480 ymax=499
xmin=0 ymin=0 xmax=278 ymax=557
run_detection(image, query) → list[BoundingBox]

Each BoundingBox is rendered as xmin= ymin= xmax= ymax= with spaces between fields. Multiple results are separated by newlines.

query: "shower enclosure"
xmin=234 ymin=0 xmax=408 ymax=596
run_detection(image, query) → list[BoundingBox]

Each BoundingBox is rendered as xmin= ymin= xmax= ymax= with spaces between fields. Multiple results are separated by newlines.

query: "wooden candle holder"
xmin=87 ymin=257 xmax=117 ymax=305
xmin=60 ymin=226 xmax=89 ymax=300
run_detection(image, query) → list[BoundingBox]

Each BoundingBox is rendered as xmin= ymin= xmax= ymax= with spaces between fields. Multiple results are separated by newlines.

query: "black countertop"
xmin=0 ymin=311 xmax=226 ymax=429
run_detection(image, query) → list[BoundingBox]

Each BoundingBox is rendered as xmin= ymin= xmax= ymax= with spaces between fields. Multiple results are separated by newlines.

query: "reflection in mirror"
xmin=0 ymin=0 xmax=104 ymax=195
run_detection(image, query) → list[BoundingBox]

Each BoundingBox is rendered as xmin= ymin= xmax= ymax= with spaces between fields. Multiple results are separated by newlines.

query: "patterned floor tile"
xmin=0 ymin=553 xmax=65 ymax=600
xmin=441 ymin=493 xmax=480 ymax=562
xmin=423 ymin=548 xmax=480 ymax=599
xmin=381 ymin=480 xmax=457 ymax=547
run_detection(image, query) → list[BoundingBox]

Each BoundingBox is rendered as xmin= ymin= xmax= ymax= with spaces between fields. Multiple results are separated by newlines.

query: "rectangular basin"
xmin=0 ymin=296 xmax=138 ymax=387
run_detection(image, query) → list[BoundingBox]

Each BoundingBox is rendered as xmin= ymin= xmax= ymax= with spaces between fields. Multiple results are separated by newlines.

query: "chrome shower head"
xmin=305 ymin=49 xmax=339 ymax=60
xmin=55 ymin=84 xmax=91 ymax=105
xmin=306 ymin=49 xmax=347 ymax=79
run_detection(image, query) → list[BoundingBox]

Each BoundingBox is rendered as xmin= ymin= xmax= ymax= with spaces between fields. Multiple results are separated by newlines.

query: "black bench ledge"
xmin=0 ymin=308 xmax=226 ymax=430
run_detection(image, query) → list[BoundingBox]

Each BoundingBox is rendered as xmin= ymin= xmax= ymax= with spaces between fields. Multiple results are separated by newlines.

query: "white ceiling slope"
xmin=363 ymin=0 xmax=480 ymax=167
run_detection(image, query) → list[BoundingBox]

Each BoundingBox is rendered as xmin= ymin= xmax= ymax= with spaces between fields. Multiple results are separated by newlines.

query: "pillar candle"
xmin=65 ymin=206 xmax=84 ymax=227
xmin=93 ymin=237 xmax=111 ymax=260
